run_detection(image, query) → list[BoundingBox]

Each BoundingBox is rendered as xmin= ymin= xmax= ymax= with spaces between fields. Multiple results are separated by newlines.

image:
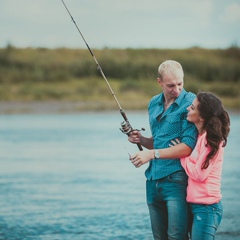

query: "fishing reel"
xmin=120 ymin=121 xmax=145 ymax=137
xmin=120 ymin=120 xmax=145 ymax=151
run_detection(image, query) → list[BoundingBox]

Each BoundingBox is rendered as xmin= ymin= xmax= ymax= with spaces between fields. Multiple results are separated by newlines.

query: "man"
xmin=128 ymin=60 xmax=198 ymax=240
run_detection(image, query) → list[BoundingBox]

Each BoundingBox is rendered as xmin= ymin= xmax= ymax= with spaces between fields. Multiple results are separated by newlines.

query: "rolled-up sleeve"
xmin=181 ymin=118 xmax=198 ymax=150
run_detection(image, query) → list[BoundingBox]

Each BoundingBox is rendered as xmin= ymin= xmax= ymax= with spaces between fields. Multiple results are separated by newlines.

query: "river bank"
xmin=0 ymin=100 xmax=239 ymax=115
xmin=0 ymin=101 xmax=100 ymax=114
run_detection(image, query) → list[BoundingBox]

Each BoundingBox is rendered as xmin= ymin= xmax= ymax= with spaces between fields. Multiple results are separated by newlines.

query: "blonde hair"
xmin=158 ymin=60 xmax=184 ymax=81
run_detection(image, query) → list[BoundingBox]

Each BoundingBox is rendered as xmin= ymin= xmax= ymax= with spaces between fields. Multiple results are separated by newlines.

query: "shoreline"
xmin=0 ymin=101 xmax=239 ymax=115
xmin=0 ymin=101 xmax=123 ymax=114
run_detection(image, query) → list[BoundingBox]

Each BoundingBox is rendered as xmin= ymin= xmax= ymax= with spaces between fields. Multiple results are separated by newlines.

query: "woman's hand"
xmin=129 ymin=150 xmax=153 ymax=168
xmin=169 ymin=138 xmax=181 ymax=147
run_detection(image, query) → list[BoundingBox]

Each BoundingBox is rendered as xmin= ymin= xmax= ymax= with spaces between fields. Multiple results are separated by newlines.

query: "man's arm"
xmin=130 ymin=143 xmax=193 ymax=168
xmin=128 ymin=130 xmax=154 ymax=150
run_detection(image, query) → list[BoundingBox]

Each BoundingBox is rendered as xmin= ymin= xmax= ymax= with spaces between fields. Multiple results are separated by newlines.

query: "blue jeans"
xmin=146 ymin=170 xmax=189 ymax=240
xmin=189 ymin=202 xmax=223 ymax=240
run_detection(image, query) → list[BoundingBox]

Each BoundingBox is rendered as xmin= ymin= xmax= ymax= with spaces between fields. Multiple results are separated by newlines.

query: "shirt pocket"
xmin=160 ymin=115 xmax=182 ymax=137
xmin=149 ymin=115 xmax=160 ymax=135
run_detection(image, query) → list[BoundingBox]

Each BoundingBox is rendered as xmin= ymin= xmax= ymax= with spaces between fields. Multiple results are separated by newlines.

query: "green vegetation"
xmin=0 ymin=45 xmax=239 ymax=111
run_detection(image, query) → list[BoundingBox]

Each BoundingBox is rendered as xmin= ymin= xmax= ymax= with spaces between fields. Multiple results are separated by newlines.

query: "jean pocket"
xmin=206 ymin=204 xmax=223 ymax=229
xmin=213 ymin=208 xmax=223 ymax=228
xmin=168 ymin=171 xmax=188 ymax=184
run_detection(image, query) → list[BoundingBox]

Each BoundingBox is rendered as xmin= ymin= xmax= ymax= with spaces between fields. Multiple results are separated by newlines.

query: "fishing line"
xmin=61 ymin=0 xmax=144 ymax=151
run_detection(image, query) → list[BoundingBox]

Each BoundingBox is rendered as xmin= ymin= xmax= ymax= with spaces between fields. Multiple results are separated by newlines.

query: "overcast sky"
xmin=1 ymin=0 xmax=240 ymax=49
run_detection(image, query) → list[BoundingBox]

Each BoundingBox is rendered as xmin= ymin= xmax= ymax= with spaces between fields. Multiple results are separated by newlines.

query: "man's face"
xmin=158 ymin=72 xmax=183 ymax=100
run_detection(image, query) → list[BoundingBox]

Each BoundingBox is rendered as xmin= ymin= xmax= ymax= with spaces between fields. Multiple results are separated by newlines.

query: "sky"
xmin=1 ymin=0 xmax=240 ymax=49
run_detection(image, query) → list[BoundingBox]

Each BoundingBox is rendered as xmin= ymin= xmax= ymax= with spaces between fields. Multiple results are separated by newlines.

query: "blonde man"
xmin=129 ymin=60 xmax=197 ymax=240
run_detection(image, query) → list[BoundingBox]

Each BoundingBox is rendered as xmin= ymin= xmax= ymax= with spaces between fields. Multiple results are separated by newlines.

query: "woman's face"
xmin=187 ymin=98 xmax=203 ymax=124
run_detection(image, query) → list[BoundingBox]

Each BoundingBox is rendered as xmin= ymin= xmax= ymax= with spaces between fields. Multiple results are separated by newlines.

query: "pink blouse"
xmin=180 ymin=132 xmax=224 ymax=204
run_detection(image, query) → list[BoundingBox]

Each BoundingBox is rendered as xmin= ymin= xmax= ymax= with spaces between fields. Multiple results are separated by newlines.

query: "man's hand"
xmin=128 ymin=130 xmax=142 ymax=144
xmin=129 ymin=150 xmax=153 ymax=168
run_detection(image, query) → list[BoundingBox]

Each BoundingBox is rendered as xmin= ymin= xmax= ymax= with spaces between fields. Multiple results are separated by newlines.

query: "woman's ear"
xmin=199 ymin=116 xmax=205 ymax=122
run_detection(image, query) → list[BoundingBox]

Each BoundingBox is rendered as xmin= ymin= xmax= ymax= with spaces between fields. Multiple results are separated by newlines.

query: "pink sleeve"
xmin=180 ymin=136 xmax=214 ymax=182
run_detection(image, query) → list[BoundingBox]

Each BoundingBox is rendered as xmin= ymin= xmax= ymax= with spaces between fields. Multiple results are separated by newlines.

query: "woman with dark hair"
xmin=178 ymin=91 xmax=231 ymax=239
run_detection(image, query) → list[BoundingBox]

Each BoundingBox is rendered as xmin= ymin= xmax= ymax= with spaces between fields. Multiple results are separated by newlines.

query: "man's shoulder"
xmin=150 ymin=92 xmax=163 ymax=102
xmin=185 ymin=91 xmax=196 ymax=101
xmin=179 ymin=91 xmax=196 ymax=106
xmin=148 ymin=93 xmax=163 ymax=107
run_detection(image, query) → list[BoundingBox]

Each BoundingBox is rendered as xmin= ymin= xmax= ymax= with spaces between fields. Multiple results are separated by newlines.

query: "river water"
xmin=0 ymin=112 xmax=239 ymax=240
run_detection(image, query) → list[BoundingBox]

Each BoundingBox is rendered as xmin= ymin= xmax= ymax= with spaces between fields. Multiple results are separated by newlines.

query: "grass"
xmin=0 ymin=46 xmax=239 ymax=112
xmin=0 ymin=77 xmax=239 ymax=112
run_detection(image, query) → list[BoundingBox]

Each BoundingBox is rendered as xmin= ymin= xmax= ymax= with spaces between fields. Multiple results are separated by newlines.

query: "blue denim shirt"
xmin=145 ymin=89 xmax=198 ymax=180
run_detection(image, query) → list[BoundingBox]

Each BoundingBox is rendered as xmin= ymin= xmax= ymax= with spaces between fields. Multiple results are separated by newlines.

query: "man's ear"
xmin=157 ymin=78 xmax=163 ymax=86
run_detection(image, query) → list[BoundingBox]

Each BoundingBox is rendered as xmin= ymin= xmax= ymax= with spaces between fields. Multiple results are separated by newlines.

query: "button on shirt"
xmin=145 ymin=89 xmax=198 ymax=180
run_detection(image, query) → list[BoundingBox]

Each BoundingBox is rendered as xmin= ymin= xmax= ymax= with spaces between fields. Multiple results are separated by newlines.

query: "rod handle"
xmin=137 ymin=143 xmax=143 ymax=151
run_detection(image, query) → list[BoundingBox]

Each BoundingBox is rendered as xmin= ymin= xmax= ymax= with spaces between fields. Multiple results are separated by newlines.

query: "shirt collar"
xmin=175 ymin=89 xmax=186 ymax=106
xmin=159 ymin=88 xmax=186 ymax=107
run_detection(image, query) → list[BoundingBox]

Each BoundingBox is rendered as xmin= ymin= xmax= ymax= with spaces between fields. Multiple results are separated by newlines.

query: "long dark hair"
xmin=197 ymin=92 xmax=230 ymax=169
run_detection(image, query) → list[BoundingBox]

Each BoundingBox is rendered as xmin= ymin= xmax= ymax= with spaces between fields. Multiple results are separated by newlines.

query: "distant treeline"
xmin=0 ymin=45 xmax=239 ymax=106
xmin=1 ymin=45 xmax=239 ymax=82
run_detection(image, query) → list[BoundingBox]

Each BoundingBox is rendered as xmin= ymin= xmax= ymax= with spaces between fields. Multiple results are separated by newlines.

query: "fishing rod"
xmin=61 ymin=0 xmax=144 ymax=151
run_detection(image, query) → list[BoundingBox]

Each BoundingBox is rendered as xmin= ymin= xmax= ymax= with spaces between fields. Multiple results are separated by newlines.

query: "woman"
xmin=172 ymin=92 xmax=230 ymax=239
